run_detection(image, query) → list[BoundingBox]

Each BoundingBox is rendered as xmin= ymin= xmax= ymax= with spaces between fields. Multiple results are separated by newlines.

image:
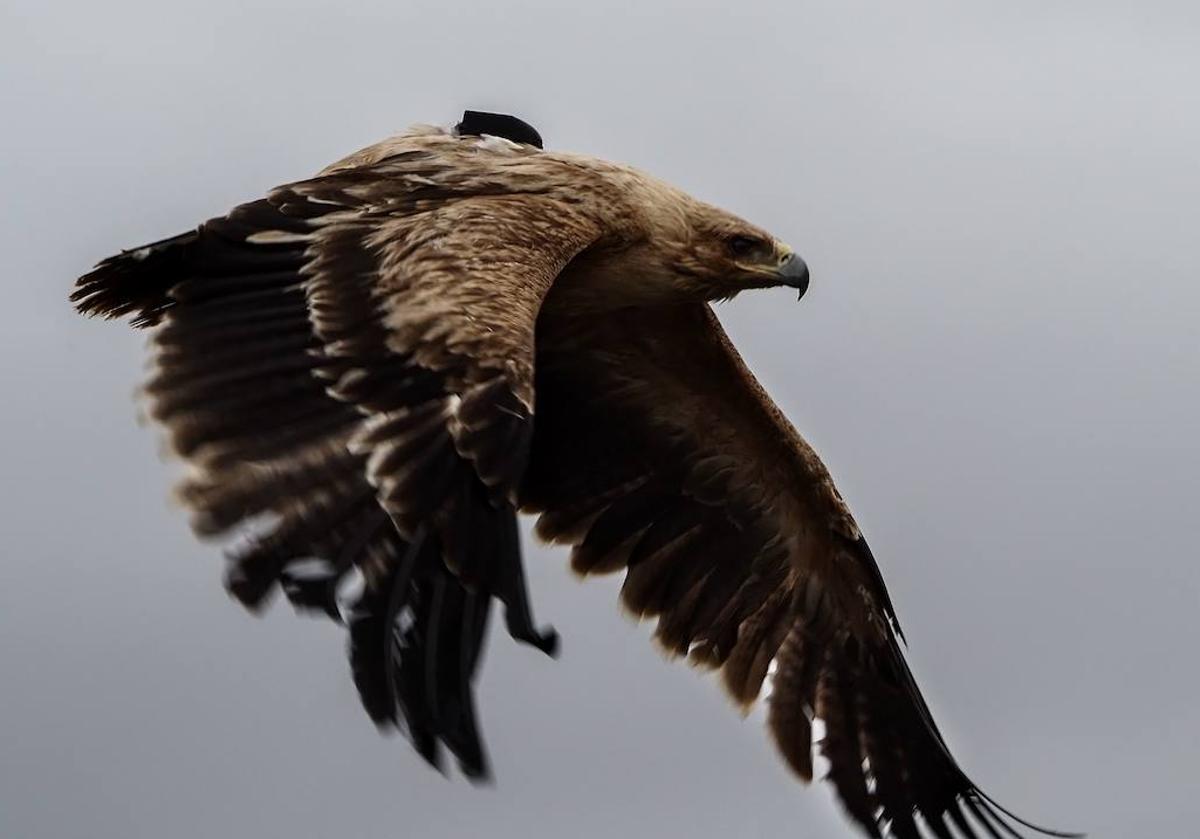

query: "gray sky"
xmin=3 ymin=1 xmax=1198 ymax=837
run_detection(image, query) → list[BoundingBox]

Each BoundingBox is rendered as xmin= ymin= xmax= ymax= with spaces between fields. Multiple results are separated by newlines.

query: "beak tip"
xmin=778 ymin=253 xmax=810 ymax=298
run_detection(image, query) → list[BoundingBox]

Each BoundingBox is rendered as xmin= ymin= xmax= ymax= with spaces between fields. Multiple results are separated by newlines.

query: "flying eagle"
xmin=72 ymin=111 xmax=1075 ymax=839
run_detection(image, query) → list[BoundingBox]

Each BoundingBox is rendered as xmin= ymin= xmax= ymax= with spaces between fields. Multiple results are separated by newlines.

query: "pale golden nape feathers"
xmin=71 ymin=111 xmax=1075 ymax=839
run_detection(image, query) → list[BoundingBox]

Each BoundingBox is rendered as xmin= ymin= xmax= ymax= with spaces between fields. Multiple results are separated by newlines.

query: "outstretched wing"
xmin=72 ymin=128 xmax=607 ymax=777
xmin=522 ymin=301 xmax=1074 ymax=839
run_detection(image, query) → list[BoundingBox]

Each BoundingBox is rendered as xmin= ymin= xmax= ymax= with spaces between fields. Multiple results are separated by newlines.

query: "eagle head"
xmin=673 ymin=207 xmax=810 ymax=302
xmin=606 ymin=187 xmax=810 ymax=305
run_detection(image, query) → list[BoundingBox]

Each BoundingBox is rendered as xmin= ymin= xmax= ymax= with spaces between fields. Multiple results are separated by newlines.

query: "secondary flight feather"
xmin=72 ymin=111 xmax=1076 ymax=839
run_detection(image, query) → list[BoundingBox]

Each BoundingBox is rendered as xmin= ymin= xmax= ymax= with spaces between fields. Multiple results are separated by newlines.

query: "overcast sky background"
xmin=3 ymin=2 xmax=1198 ymax=837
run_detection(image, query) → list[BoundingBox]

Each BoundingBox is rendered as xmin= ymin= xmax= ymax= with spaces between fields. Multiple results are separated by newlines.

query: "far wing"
xmin=522 ymin=301 xmax=1073 ymax=839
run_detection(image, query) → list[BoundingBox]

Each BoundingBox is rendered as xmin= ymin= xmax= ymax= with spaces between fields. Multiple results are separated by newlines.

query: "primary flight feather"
xmin=72 ymin=111 xmax=1075 ymax=839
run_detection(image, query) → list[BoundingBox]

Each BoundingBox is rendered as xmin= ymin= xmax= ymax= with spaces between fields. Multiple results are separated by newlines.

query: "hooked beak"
xmin=776 ymin=252 xmax=810 ymax=299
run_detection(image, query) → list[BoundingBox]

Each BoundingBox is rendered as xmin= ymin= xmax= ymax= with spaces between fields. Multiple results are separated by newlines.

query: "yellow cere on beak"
xmin=772 ymin=242 xmax=810 ymax=298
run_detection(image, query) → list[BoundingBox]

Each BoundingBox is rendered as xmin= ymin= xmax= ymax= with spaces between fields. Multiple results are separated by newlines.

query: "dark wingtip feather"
xmin=492 ymin=504 xmax=559 ymax=657
xmin=347 ymin=601 xmax=398 ymax=727
xmin=71 ymin=231 xmax=199 ymax=326
xmin=971 ymin=791 xmax=1085 ymax=839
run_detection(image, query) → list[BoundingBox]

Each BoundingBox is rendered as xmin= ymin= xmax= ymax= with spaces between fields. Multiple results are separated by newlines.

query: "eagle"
xmin=72 ymin=111 xmax=1075 ymax=839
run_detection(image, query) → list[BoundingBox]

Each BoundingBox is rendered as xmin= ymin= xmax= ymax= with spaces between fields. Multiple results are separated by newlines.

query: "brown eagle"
xmin=72 ymin=111 xmax=1075 ymax=839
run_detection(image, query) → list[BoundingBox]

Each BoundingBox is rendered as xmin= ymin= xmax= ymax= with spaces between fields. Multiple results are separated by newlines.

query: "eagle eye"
xmin=727 ymin=235 xmax=762 ymax=258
